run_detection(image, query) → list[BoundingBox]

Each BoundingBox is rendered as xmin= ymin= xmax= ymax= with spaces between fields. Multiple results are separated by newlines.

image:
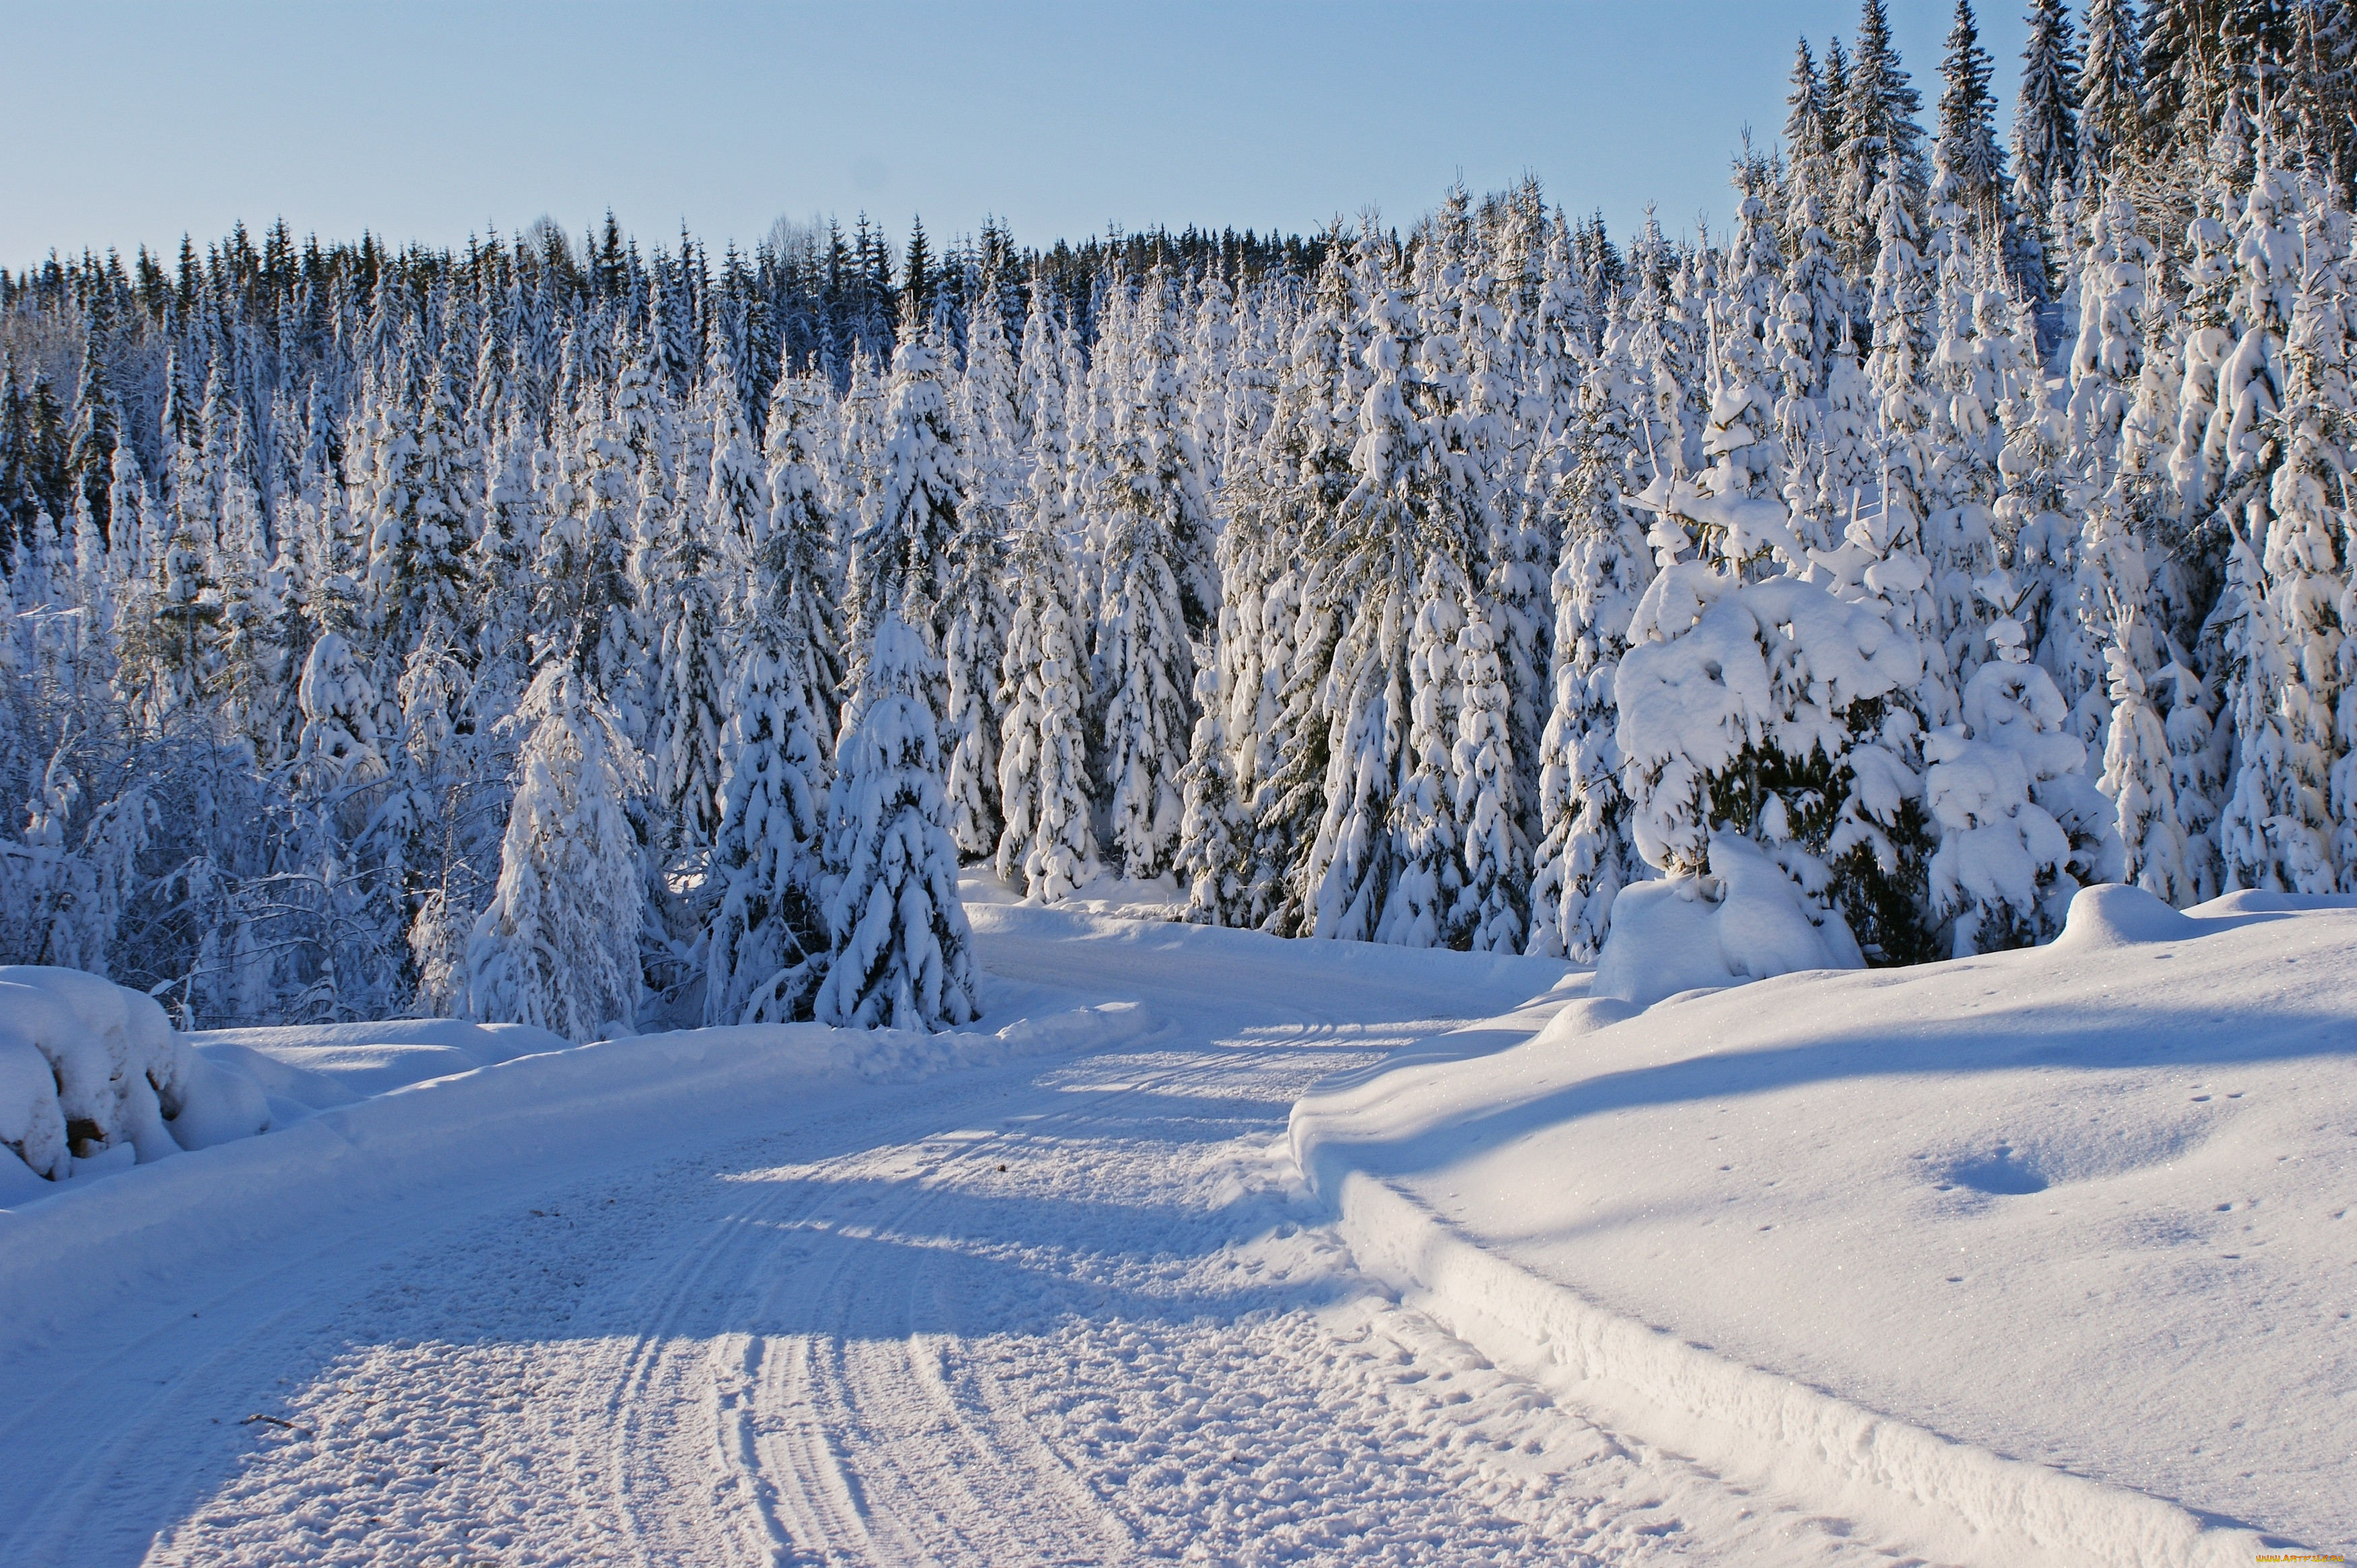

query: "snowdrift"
xmin=0 ymin=967 xmax=270 ymax=1192
xmin=1292 ymin=886 xmax=2354 ymax=1563
xmin=185 ymin=1017 xmax=570 ymax=1107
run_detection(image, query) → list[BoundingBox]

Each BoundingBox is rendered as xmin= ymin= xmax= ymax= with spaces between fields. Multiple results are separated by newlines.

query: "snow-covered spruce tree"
xmin=995 ymin=518 xmax=1100 ymax=904
xmin=700 ymin=369 xmax=846 ymax=1025
xmin=2065 ymin=195 xmax=2153 ymax=487
xmin=1615 ymin=534 xmax=1935 ymax=964
xmin=1526 ymin=368 xmax=1659 ymax=960
xmin=1834 ymin=0 xmax=1929 ymax=272
xmin=1092 ymin=283 xmax=1209 ymax=883
xmin=1450 ymin=592 xmax=1527 ymax=950
xmin=1187 ymin=273 xmax=1238 ymax=485
xmin=939 ymin=463 xmax=1014 ymax=864
xmin=643 ymin=438 xmax=731 ymax=864
xmin=939 ymin=287 xmax=1024 ymax=864
xmin=389 ymin=611 xmax=498 ymax=1016
xmin=1139 ymin=275 xmax=1222 ymax=638
xmin=814 ymin=611 xmax=980 ymax=1031
xmin=1303 ymin=254 xmax=1445 ymax=941
xmin=1935 ymin=0 xmax=2010 ymax=252
xmin=292 ymin=628 xmax=387 ymax=835
xmin=465 ymin=393 xmax=650 ymax=1040
xmin=1923 ymin=631 xmax=2120 ymax=955
xmin=2067 ymin=463 xmax=2197 ymax=907
xmin=2076 ymin=0 xmax=2144 ymax=180
xmin=463 ymin=661 xmax=646 ymax=1042
xmin=471 ymin=416 xmax=541 ymax=721
xmin=2011 ymin=0 xmax=2080 ymax=298
xmin=1235 ymin=242 xmax=1362 ymax=934
xmin=2170 ymin=194 xmax=2240 ymax=540
xmin=1379 ymin=557 xmax=1468 ymax=947
xmin=1172 ymin=659 xmax=1251 ymax=924
xmin=1785 ymin=37 xmax=1838 ymax=248
xmin=701 ymin=574 xmax=835 ymax=1017
xmin=2217 ymin=184 xmax=2355 ymax=894
xmin=851 ymin=311 xmax=962 ymax=660
xmin=356 ymin=346 xmax=475 ymax=726
xmin=2100 ymin=628 xmax=2199 ymax=906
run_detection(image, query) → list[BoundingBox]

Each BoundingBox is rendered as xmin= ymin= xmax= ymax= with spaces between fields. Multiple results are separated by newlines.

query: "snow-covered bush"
xmin=0 ymin=965 xmax=268 ymax=1184
xmin=1592 ymin=832 xmax=1863 ymax=1008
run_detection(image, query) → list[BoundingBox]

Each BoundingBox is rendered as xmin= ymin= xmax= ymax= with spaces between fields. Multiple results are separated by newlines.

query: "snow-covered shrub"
xmin=0 ymin=965 xmax=268 ymax=1183
xmin=1592 ymin=831 xmax=1863 ymax=1008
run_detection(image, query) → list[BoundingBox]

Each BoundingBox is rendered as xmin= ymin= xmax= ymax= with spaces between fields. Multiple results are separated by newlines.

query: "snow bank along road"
xmin=0 ymin=903 xmax=1955 ymax=1567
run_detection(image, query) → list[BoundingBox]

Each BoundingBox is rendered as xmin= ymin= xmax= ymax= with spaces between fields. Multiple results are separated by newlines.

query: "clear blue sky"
xmin=1 ymin=1 xmax=2030 ymax=269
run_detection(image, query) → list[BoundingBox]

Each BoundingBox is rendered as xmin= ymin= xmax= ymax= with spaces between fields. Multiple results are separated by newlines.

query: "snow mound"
xmin=1592 ymin=833 xmax=1863 ymax=1008
xmin=2191 ymin=888 xmax=2357 ymax=916
xmin=2051 ymin=881 xmax=2203 ymax=949
xmin=1293 ymin=903 xmax=2357 ymax=1555
xmin=0 ymin=966 xmax=270 ymax=1185
xmin=186 ymin=1019 xmax=570 ymax=1101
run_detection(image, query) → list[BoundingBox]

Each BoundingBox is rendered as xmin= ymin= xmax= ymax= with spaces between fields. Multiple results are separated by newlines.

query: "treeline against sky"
xmin=1 ymin=0 xmax=2352 ymax=1043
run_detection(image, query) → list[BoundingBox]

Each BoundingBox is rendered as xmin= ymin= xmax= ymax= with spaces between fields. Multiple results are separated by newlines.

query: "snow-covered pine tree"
xmin=814 ymin=611 xmax=980 ymax=1031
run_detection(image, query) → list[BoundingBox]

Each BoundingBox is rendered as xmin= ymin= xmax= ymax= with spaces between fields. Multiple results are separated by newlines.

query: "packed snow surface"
xmin=2 ymin=894 xmax=1933 ymax=1567
xmin=1294 ymin=884 xmax=2357 ymax=1554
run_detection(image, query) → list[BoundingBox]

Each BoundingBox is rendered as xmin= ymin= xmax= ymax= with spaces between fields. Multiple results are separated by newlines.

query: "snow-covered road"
xmin=3 ymin=908 xmax=1898 ymax=1566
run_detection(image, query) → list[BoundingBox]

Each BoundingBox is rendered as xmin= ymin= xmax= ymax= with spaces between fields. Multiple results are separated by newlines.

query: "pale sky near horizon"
xmin=1 ymin=1 xmax=2032 ymax=270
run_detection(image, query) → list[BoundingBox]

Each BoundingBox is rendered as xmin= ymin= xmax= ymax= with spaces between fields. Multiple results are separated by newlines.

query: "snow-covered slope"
xmin=1293 ymin=885 xmax=2357 ymax=1560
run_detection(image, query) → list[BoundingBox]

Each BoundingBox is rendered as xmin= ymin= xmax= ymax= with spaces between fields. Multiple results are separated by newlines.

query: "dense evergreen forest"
xmin=3 ymin=0 xmax=2354 ymax=1036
